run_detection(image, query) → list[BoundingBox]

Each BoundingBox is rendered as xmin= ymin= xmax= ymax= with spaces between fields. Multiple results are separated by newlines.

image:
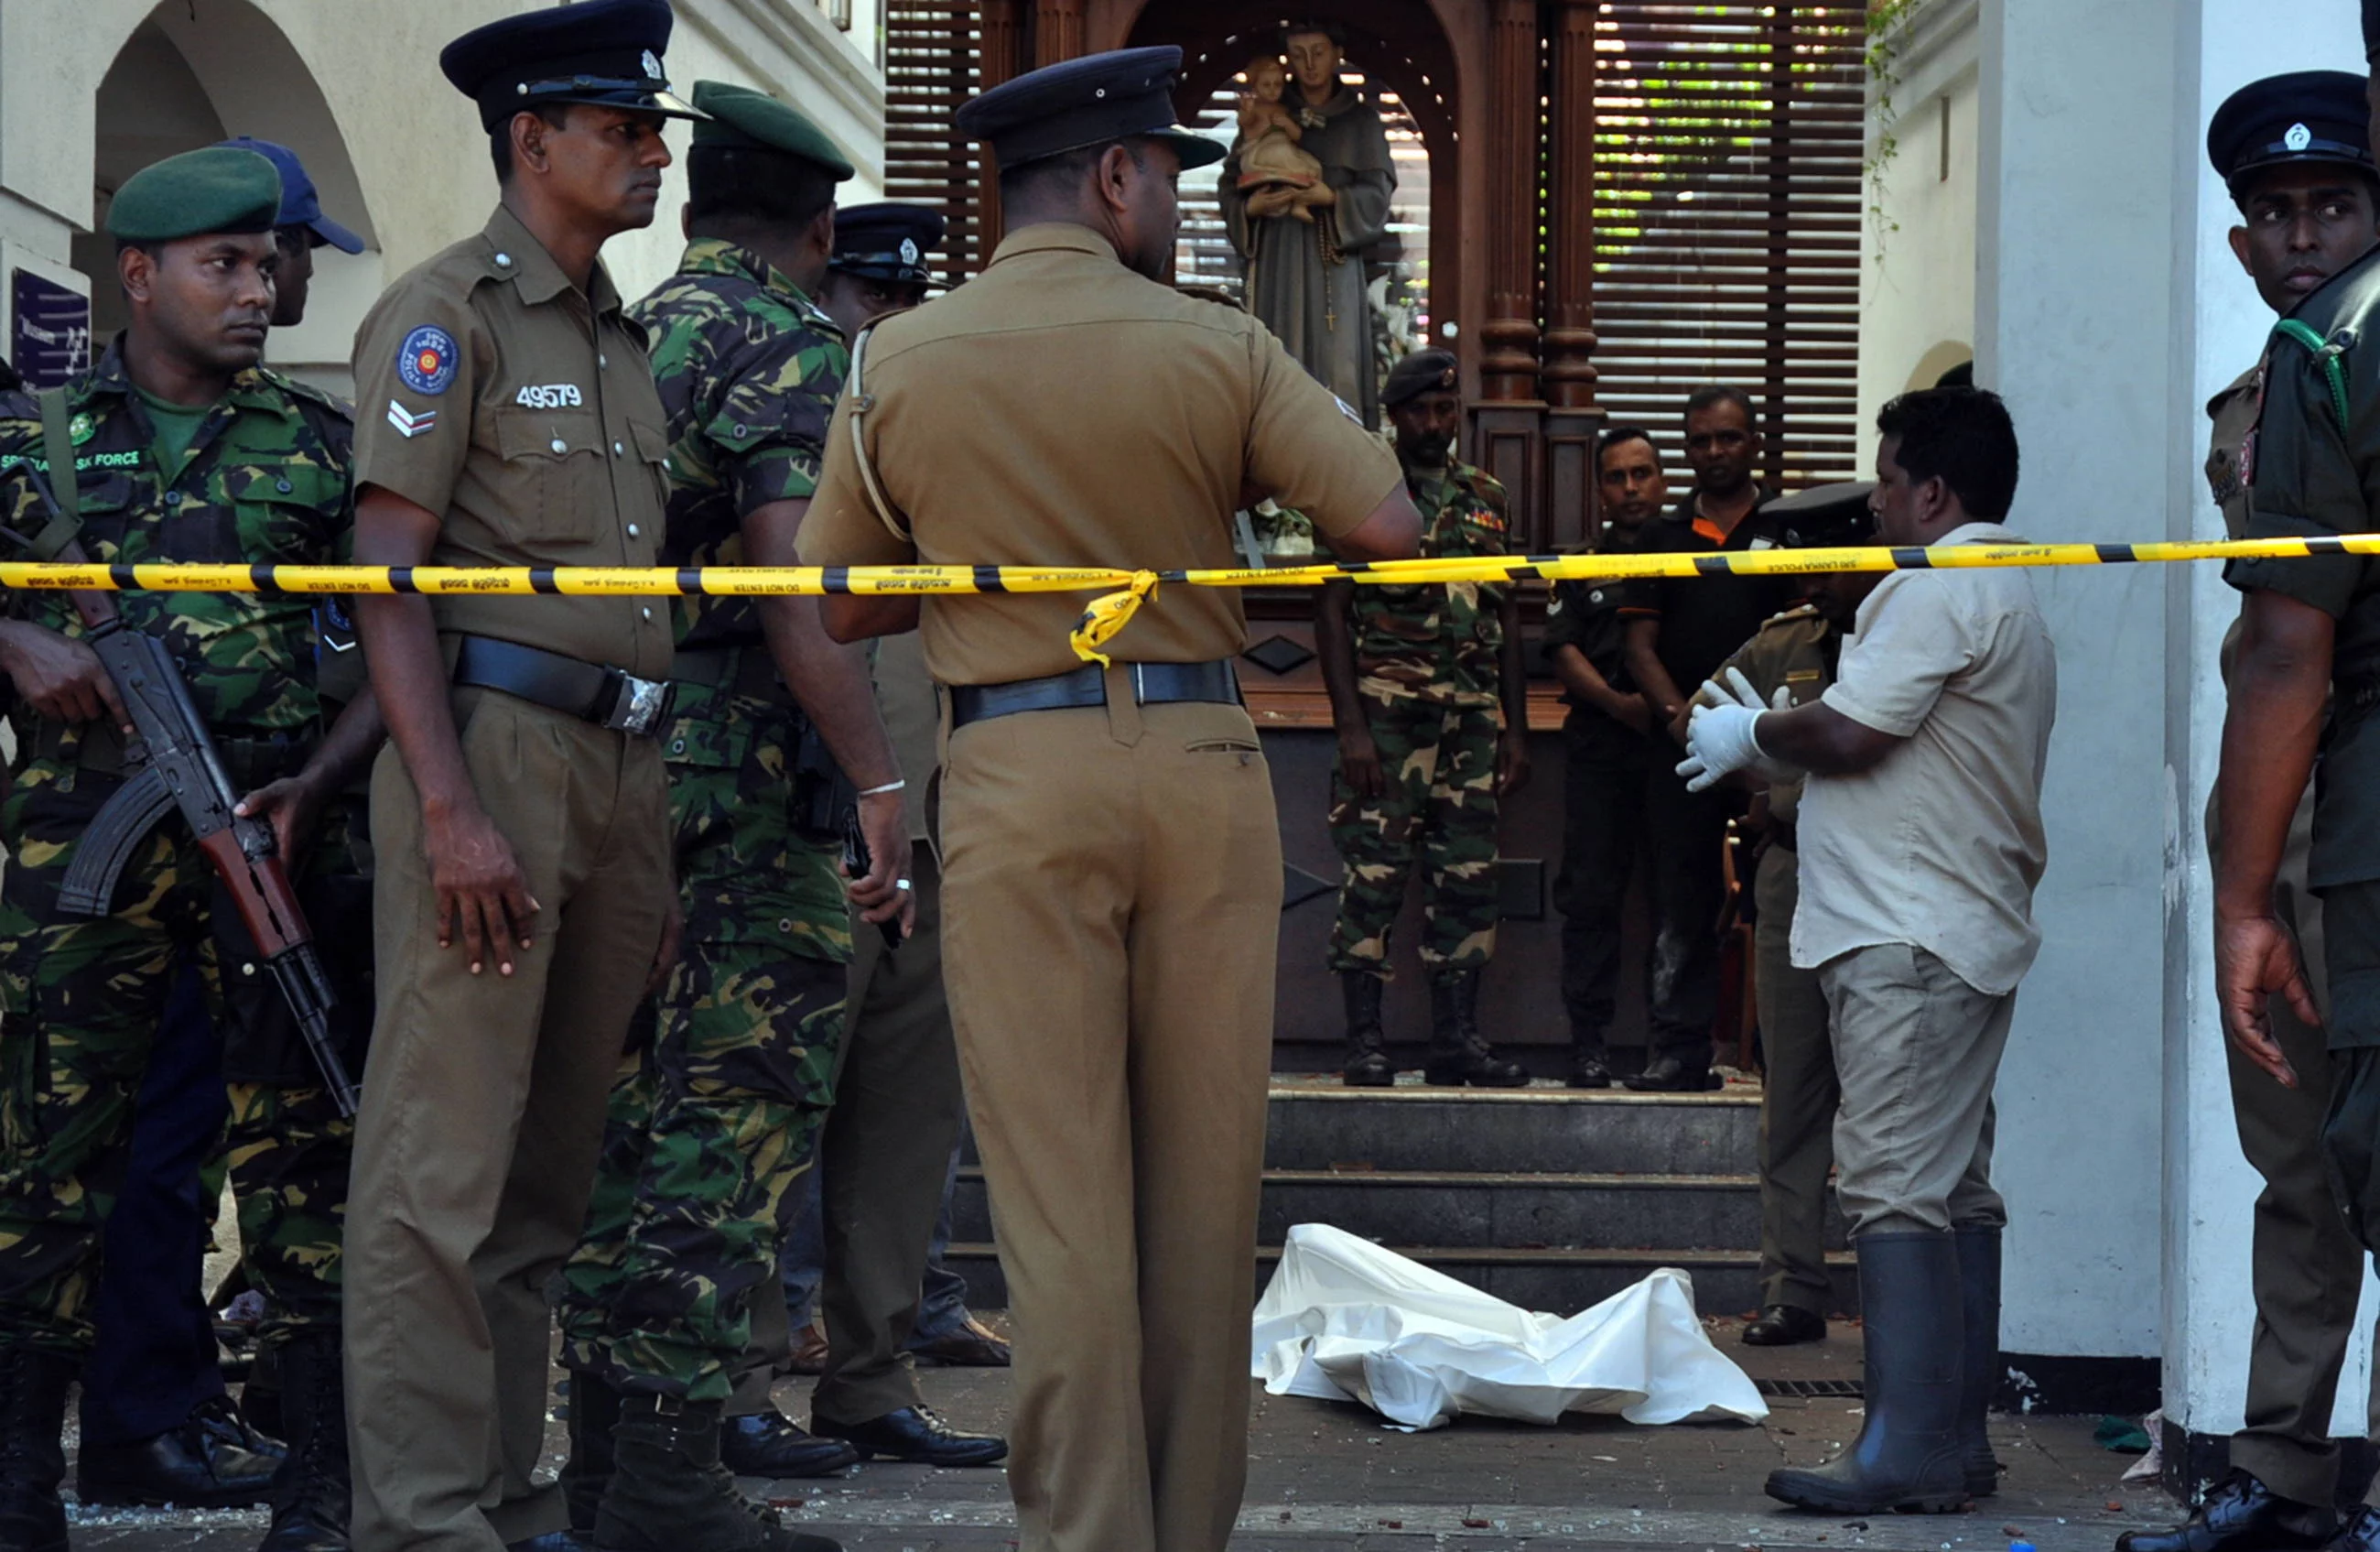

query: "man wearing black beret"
xmin=2139 ymin=65 xmax=2380 ymax=1552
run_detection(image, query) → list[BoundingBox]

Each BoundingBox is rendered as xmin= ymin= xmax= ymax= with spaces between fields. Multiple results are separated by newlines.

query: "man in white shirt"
xmin=1679 ymin=387 xmax=2056 ymax=1515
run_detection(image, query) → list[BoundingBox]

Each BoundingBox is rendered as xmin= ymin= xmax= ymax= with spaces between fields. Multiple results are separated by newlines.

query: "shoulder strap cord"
xmin=2274 ymin=318 xmax=2353 ymax=439
xmin=30 ymin=388 xmax=83 ymax=559
xmin=844 ymin=324 xmax=912 ymax=546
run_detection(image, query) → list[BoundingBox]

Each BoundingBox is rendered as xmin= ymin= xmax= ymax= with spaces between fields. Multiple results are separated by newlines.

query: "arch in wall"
xmin=1905 ymin=339 xmax=1976 ymax=395
xmin=1113 ymin=0 xmax=1460 ymax=341
xmin=77 ymin=0 xmax=374 ymax=374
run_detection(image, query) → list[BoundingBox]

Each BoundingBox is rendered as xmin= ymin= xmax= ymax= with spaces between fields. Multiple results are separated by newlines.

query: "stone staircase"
xmin=945 ymin=1080 xmax=1855 ymax=1318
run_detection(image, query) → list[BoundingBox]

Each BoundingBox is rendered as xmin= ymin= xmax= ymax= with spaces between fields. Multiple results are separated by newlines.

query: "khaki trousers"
xmin=348 ymin=695 xmax=672 ymax=1552
xmin=2220 ymin=782 xmax=2373 ymax=1504
xmin=940 ymin=685 xmax=1280 ymax=1552
xmin=1820 ymin=942 xmax=2011 ymax=1239
xmin=1753 ymin=845 xmax=1837 ymax=1313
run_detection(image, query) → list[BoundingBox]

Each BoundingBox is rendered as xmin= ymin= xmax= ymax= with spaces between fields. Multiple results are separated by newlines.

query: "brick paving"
xmin=61 ymin=1318 xmax=2173 ymax=1552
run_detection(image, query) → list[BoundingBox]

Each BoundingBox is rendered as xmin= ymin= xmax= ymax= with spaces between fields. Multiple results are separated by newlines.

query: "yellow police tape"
xmin=0 ymin=532 xmax=2368 ymax=667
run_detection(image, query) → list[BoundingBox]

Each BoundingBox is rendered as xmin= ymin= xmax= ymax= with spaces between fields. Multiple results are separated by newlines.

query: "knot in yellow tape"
xmin=1070 ymin=570 xmax=1163 ymax=667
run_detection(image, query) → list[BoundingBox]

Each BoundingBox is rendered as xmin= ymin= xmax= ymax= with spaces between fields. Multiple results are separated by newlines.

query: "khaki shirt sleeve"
xmin=1822 ymin=572 xmax=1964 ymax=737
xmin=1241 ymin=324 xmax=1402 ymax=538
xmin=350 ymin=278 xmax=481 ymax=516
xmin=2228 ymin=336 xmax=2375 ymax=617
xmin=797 ymin=388 xmax=917 ymax=568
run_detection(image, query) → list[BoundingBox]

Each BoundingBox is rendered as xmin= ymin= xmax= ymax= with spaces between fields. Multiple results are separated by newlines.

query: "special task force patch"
xmin=397 ymin=324 xmax=460 ymax=396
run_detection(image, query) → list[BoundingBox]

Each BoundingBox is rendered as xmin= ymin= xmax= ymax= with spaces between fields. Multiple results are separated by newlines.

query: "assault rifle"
xmin=0 ymin=453 xmax=359 ymax=1116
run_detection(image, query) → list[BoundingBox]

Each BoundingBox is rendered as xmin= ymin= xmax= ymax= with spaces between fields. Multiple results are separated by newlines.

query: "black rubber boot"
xmin=259 ymin=1330 xmax=352 ymax=1551
xmin=1764 ymin=1232 xmax=1967 ymax=1514
xmin=1423 ymin=971 xmax=1528 ymax=1088
xmin=594 ymin=1395 xmax=841 ymax=1552
xmin=0 ymin=1344 xmax=74 ymax=1552
xmin=1340 ymin=971 xmax=1394 ymax=1088
xmin=562 ymin=1370 xmax=625 ymax=1533
xmin=1954 ymin=1228 xmax=2002 ymax=1498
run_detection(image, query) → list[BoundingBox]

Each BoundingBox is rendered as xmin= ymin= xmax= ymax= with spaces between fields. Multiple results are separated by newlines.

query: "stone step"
xmin=1260 ymin=1083 xmax=1760 ymax=1174
xmin=948 ymin=1167 xmax=1848 ymax=1254
xmin=938 ymin=1241 xmax=1859 ymax=1320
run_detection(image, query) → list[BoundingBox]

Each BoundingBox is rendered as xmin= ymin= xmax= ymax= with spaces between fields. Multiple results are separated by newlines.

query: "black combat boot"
xmin=1566 ymin=1033 xmax=1612 ymax=1090
xmin=1340 ymin=971 xmax=1394 ymax=1087
xmin=2116 ymin=1470 xmax=2336 ymax=1552
xmin=1764 ymin=1232 xmax=1967 ymax=1514
xmin=1423 ymin=971 xmax=1528 ymax=1088
xmin=258 ymin=1329 xmax=352 ymax=1551
xmin=0 ymin=1344 xmax=74 ymax=1552
xmin=1954 ymin=1227 xmax=2003 ymax=1498
xmin=562 ymin=1370 xmax=625 ymax=1533
xmin=594 ymin=1395 xmax=841 ymax=1552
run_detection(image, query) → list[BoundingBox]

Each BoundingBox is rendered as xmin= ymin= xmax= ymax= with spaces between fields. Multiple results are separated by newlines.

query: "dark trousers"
xmin=1554 ymin=741 xmax=1647 ymax=1054
xmin=79 ymin=960 xmax=227 ymax=1447
xmin=1642 ymin=754 xmax=1730 ymax=1068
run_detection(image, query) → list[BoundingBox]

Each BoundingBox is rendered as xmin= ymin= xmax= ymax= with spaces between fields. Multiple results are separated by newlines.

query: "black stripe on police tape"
xmin=973 ymin=564 xmax=1006 ymax=593
xmin=676 ymin=567 xmax=705 ymax=594
xmin=528 ymin=568 xmax=559 ymax=594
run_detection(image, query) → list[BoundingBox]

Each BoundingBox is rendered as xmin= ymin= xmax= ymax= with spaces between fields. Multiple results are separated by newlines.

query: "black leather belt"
xmin=452 ymin=635 xmax=675 ymax=737
xmin=948 ymin=660 xmax=1241 ymax=731
xmin=670 ymin=645 xmax=796 ymax=708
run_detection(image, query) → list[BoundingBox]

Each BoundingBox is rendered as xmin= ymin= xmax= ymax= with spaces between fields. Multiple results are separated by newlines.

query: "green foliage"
xmin=1866 ymin=0 xmax=1923 ymax=254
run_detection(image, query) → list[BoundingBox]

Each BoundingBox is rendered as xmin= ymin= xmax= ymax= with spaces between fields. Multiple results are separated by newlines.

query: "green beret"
xmin=108 ymin=147 xmax=283 ymax=243
xmin=689 ymin=81 xmax=854 ymax=179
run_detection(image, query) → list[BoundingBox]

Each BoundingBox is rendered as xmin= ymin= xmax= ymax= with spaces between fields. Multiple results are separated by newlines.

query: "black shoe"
xmin=1954 ymin=1229 xmax=2003 ymax=1498
xmin=1764 ymin=1232 xmax=1967 ymax=1514
xmin=908 ymin=1317 xmax=1012 ymax=1368
xmin=595 ymin=1395 xmax=841 ymax=1552
xmin=1742 ymin=1305 xmax=1826 ymax=1347
xmin=1422 ymin=971 xmax=1528 ymax=1088
xmin=1340 ymin=971 xmax=1394 ymax=1087
xmin=510 ymin=1534 xmax=599 ymax=1552
xmin=2114 ymin=1471 xmax=2335 ymax=1552
xmin=77 ymin=1395 xmax=286 ymax=1509
xmin=1623 ymin=1055 xmax=1717 ymax=1092
xmin=812 ymin=1405 xmax=1007 ymax=1468
xmin=1566 ymin=1048 xmax=1612 ymax=1090
xmin=258 ymin=1330 xmax=352 ymax=1551
xmin=719 ymin=1411 xmax=860 ymax=1478
xmin=2320 ymin=1505 xmax=2380 ymax=1552
xmin=0 ymin=1344 xmax=72 ymax=1552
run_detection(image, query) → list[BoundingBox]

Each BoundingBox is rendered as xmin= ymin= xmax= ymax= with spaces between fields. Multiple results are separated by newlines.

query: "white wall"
xmin=1857 ymin=0 xmax=1979 ymax=474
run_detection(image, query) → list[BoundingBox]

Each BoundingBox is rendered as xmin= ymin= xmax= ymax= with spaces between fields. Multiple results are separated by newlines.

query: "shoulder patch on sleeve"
xmin=396 ymin=324 xmax=460 ymax=396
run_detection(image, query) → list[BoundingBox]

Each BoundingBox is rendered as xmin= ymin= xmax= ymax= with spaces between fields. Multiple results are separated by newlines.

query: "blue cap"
xmin=439 ymin=0 xmax=700 ymax=133
xmin=955 ymin=46 xmax=1224 ymax=172
xmin=215 ymin=137 xmax=363 ymax=254
xmin=2206 ymin=71 xmax=2375 ymax=196
xmin=830 ymin=201 xmax=946 ymax=288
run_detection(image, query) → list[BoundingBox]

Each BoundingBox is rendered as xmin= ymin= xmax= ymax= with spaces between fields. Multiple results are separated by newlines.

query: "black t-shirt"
xmin=1619 ymin=491 xmax=1790 ymax=699
xmin=1545 ymin=530 xmax=1646 ymax=764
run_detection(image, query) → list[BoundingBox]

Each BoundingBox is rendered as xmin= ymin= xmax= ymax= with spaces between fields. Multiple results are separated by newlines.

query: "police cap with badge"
xmin=831 ymin=202 xmax=946 ymax=289
xmin=2206 ymin=71 xmax=2375 ymax=198
xmin=439 ymin=0 xmax=700 ymax=131
xmin=955 ymin=45 xmax=1225 ymax=171
xmin=1380 ymin=350 xmax=1460 ymax=409
xmin=1768 ymin=482 xmax=1877 ymax=549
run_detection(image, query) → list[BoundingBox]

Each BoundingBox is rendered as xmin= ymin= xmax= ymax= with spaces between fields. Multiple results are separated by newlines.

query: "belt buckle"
xmin=601 ymin=671 xmax=675 ymax=736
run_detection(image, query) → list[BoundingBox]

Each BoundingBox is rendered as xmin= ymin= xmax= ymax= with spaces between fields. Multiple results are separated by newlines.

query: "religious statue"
xmin=1218 ymin=20 xmax=1398 ymax=429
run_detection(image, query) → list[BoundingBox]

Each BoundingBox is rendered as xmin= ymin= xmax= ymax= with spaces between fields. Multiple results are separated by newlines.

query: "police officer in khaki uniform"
xmin=2127 ymin=72 xmax=2380 ymax=1552
xmin=340 ymin=4 xmax=692 ymax=1547
xmin=795 ymin=49 xmax=1421 ymax=1552
xmin=1694 ymin=484 xmax=1878 ymax=1354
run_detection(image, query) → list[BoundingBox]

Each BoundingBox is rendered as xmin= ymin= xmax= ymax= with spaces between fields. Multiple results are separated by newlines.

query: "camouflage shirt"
xmin=0 ymin=338 xmax=353 ymax=742
xmin=628 ymin=239 xmax=849 ymax=652
xmin=1349 ymin=459 xmax=1510 ymax=706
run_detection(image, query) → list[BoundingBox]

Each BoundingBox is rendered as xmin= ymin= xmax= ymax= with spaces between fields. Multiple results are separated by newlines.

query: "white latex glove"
xmin=1675 ymin=667 xmax=1795 ymax=792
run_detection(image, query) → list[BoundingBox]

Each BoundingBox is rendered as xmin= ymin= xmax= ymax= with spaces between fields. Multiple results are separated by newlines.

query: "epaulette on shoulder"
xmin=1758 ymin=602 xmax=1822 ymax=630
xmin=1174 ymin=284 xmax=1246 ymax=310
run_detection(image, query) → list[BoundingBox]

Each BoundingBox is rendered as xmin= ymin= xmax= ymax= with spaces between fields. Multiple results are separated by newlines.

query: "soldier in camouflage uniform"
xmin=548 ymin=83 xmax=912 ymax=1547
xmin=0 ymin=148 xmax=381 ymax=1552
xmin=1318 ymin=350 xmax=1532 ymax=1089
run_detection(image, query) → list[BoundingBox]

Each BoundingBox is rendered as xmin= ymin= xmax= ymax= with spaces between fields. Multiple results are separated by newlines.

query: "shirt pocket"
xmin=492 ymin=404 xmax=608 ymax=548
xmin=220 ymin=461 xmax=344 ymax=563
xmin=625 ymin=415 xmax=671 ymax=555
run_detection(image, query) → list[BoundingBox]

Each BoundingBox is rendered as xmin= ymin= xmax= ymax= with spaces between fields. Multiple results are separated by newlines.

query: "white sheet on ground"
xmin=1250 ymin=1221 xmax=1769 ymax=1432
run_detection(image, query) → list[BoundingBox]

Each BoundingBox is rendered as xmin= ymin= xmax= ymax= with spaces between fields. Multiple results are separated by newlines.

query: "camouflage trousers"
xmin=556 ymin=688 xmax=851 ymax=1401
xmin=0 ymin=761 xmax=362 ymax=1353
xmin=1326 ymin=692 xmax=1503 ymax=978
